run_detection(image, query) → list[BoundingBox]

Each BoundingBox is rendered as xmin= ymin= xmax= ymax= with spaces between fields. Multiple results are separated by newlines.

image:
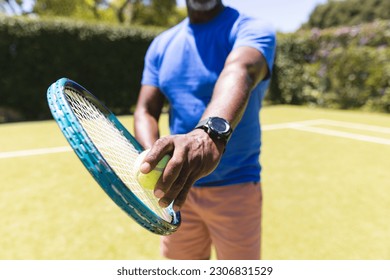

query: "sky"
xmin=178 ymin=0 xmax=328 ymax=33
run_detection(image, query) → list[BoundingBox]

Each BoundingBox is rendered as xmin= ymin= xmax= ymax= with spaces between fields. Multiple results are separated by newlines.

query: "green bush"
xmin=268 ymin=20 xmax=390 ymax=113
xmin=304 ymin=0 xmax=390 ymax=29
xmin=0 ymin=16 xmax=161 ymax=122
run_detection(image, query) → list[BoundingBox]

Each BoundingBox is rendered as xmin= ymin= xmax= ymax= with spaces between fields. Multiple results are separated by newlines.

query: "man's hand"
xmin=139 ymin=129 xmax=225 ymax=211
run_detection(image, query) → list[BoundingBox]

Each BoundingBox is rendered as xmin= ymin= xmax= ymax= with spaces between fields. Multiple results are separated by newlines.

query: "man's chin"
xmin=187 ymin=0 xmax=218 ymax=12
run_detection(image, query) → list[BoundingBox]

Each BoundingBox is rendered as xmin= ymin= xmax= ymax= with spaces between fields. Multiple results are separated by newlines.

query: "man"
xmin=134 ymin=0 xmax=276 ymax=260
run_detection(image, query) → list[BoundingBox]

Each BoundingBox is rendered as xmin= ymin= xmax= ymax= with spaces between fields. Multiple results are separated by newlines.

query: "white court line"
xmin=262 ymin=119 xmax=325 ymax=131
xmin=0 ymin=146 xmax=71 ymax=159
xmin=263 ymin=119 xmax=390 ymax=146
xmin=1 ymin=119 xmax=389 ymax=159
xmin=317 ymin=119 xmax=390 ymax=134
xmin=293 ymin=126 xmax=390 ymax=146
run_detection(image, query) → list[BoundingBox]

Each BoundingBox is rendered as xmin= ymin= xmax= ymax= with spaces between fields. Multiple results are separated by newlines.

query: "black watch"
xmin=195 ymin=117 xmax=233 ymax=144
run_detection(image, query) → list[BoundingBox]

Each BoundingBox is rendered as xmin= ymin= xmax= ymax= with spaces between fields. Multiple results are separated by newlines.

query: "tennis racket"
xmin=47 ymin=78 xmax=180 ymax=235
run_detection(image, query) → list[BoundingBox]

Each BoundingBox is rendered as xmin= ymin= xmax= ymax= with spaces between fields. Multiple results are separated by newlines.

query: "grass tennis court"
xmin=1 ymin=105 xmax=389 ymax=260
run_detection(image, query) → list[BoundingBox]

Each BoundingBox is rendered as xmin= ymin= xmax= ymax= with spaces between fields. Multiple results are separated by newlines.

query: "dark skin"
xmin=134 ymin=0 xmax=269 ymax=211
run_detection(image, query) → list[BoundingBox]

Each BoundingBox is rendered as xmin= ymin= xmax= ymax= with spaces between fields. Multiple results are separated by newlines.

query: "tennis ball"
xmin=134 ymin=149 xmax=170 ymax=191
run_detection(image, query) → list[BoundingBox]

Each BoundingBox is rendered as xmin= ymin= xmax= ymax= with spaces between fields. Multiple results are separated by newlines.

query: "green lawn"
xmin=1 ymin=105 xmax=389 ymax=259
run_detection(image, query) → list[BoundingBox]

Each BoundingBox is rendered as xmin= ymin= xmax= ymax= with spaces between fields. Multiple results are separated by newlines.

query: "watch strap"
xmin=194 ymin=117 xmax=232 ymax=143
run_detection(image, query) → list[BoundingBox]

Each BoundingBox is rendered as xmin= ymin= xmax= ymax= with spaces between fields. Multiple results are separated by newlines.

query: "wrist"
xmin=194 ymin=117 xmax=233 ymax=152
xmin=193 ymin=128 xmax=227 ymax=154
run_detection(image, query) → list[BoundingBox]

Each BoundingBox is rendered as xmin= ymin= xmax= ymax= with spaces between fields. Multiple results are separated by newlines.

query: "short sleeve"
xmin=232 ymin=17 xmax=277 ymax=79
xmin=141 ymin=38 xmax=160 ymax=87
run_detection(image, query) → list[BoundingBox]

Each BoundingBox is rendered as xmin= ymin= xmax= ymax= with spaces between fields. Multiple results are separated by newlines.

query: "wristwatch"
xmin=194 ymin=117 xmax=233 ymax=144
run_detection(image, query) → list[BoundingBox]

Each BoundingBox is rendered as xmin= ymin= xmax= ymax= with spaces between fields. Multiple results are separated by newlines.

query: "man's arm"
xmin=202 ymin=46 xmax=268 ymax=128
xmin=134 ymin=85 xmax=165 ymax=149
xmin=139 ymin=46 xmax=269 ymax=211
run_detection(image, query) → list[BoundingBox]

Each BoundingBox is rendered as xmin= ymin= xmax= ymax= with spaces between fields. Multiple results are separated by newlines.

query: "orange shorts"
xmin=161 ymin=182 xmax=262 ymax=260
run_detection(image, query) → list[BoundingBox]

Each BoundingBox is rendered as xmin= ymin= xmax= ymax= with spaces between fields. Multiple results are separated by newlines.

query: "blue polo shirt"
xmin=141 ymin=7 xmax=276 ymax=186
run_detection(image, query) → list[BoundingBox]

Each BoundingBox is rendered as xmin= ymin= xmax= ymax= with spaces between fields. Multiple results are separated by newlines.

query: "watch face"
xmin=210 ymin=117 xmax=229 ymax=133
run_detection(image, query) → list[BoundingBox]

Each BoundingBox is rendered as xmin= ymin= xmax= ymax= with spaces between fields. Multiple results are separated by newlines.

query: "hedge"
xmin=268 ymin=20 xmax=390 ymax=113
xmin=0 ymin=16 xmax=161 ymax=122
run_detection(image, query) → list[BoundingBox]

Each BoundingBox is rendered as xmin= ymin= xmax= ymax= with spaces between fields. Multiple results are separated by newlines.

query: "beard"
xmin=187 ymin=0 xmax=219 ymax=11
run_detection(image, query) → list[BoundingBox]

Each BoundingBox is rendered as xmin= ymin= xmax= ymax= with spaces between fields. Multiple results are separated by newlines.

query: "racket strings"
xmin=64 ymin=88 xmax=171 ymax=222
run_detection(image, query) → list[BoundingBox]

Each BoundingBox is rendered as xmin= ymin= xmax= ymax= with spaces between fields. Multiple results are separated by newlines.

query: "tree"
xmin=33 ymin=0 xmax=79 ymax=17
xmin=32 ymin=0 xmax=115 ymax=20
xmin=303 ymin=0 xmax=390 ymax=29
xmin=111 ymin=0 xmax=184 ymax=27
xmin=28 ymin=0 xmax=184 ymax=27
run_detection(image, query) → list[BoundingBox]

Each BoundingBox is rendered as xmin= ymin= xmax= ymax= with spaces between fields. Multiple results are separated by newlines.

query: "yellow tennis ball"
xmin=134 ymin=149 xmax=170 ymax=190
